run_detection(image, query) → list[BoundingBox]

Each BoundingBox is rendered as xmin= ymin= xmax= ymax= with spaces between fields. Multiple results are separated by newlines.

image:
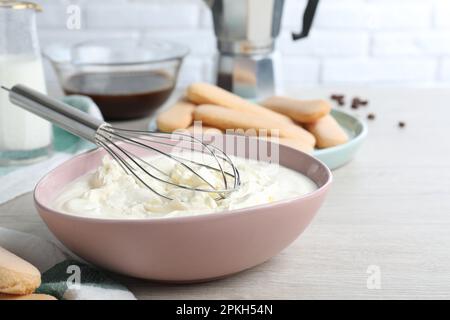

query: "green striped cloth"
xmin=36 ymin=260 xmax=135 ymax=300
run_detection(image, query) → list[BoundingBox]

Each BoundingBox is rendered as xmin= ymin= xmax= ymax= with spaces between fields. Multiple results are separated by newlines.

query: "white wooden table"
xmin=1 ymin=86 xmax=450 ymax=299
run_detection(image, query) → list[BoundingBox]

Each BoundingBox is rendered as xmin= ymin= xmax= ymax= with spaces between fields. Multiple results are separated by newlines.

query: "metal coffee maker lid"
xmin=205 ymin=0 xmax=319 ymax=99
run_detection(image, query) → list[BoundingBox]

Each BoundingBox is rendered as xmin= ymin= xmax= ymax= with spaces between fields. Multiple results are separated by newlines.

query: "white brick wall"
xmin=33 ymin=0 xmax=450 ymax=87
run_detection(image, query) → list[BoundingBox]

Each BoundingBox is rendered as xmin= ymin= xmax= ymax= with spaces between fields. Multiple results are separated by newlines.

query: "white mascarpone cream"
xmin=52 ymin=153 xmax=317 ymax=219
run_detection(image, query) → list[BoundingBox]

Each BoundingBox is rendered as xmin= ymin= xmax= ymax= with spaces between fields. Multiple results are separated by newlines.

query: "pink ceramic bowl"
xmin=34 ymin=136 xmax=332 ymax=282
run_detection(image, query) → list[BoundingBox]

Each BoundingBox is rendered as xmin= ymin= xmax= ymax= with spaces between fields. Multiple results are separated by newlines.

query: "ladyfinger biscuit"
xmin=156 ymin=101 xmax=195 ymax=133
xmin=304 ymin=114 xmax=349 ymax=148
xmin=186 ymin=125 xmax=223 ymax=135
xmin=193 ymin=104 xmax=316 ymax=146
xmin=259 ymin=136 xmax=314 ymax=154
xmin=0 ymin=293 xmax=57 ymax=300
xmin=186 ymin=83 xmax=293 ymax=124
xmin=262 ymin=96 xmax=331 ymax=123
xmin=0 ymin=246 xmax=41 ymax=295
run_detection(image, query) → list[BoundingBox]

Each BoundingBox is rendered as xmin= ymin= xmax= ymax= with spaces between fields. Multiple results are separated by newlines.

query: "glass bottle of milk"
xmin=0 ymin=2 xmax=52 ymax=165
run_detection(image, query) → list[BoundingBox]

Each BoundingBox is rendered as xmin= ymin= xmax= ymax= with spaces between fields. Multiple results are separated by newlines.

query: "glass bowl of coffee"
xmin=44 ymin=38 xmax=189 ymax=120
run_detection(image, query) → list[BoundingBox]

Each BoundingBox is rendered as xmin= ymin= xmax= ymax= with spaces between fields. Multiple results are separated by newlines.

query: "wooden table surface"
xmin=1 ymin=86 xmax=450 ymax=299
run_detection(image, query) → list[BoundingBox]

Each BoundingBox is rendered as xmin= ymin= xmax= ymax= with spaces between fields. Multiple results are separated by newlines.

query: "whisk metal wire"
xmin=2 ymin=84 xmax=241 ymax=201
xmin=95 ymin=126 xmax=241 ymax=200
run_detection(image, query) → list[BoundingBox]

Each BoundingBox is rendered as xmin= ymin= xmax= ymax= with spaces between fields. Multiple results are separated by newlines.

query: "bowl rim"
xmin=43 ymin=38 xmax=190 ymax=67
xmin=34 ymin=142 xmax=333 ymax=224
xmin=313 ymin=108 xmax=368 ymax=156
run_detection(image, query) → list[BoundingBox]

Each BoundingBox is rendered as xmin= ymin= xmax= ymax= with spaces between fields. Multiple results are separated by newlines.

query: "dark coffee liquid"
xmin=63 ymin=71 xmax=174 ymax=120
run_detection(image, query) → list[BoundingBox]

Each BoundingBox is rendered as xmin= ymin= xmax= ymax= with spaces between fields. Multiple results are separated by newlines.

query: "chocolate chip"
xmin=398 ymin=121 xmax=405 ymax=128
xmin=352 ymin=97 xmax=369 ymax=108
xmin=367 ymin=113 xmax=375 ymax=120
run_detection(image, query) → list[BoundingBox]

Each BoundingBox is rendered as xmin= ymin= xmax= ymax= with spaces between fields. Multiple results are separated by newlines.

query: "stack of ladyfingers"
xmin=0 ymin=246 xmax=56 ymax=300
xmin=157 ymin=82 xmax=349 ymax=154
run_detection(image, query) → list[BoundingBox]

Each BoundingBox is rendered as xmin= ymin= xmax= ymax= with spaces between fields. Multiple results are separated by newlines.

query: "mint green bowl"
xmin=313 ymin=109 xmax=367 ymax=170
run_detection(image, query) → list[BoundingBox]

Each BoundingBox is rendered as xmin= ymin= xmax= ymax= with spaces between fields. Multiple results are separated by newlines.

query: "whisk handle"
xmin=6 ymin=84 xmax=106 ymax=143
